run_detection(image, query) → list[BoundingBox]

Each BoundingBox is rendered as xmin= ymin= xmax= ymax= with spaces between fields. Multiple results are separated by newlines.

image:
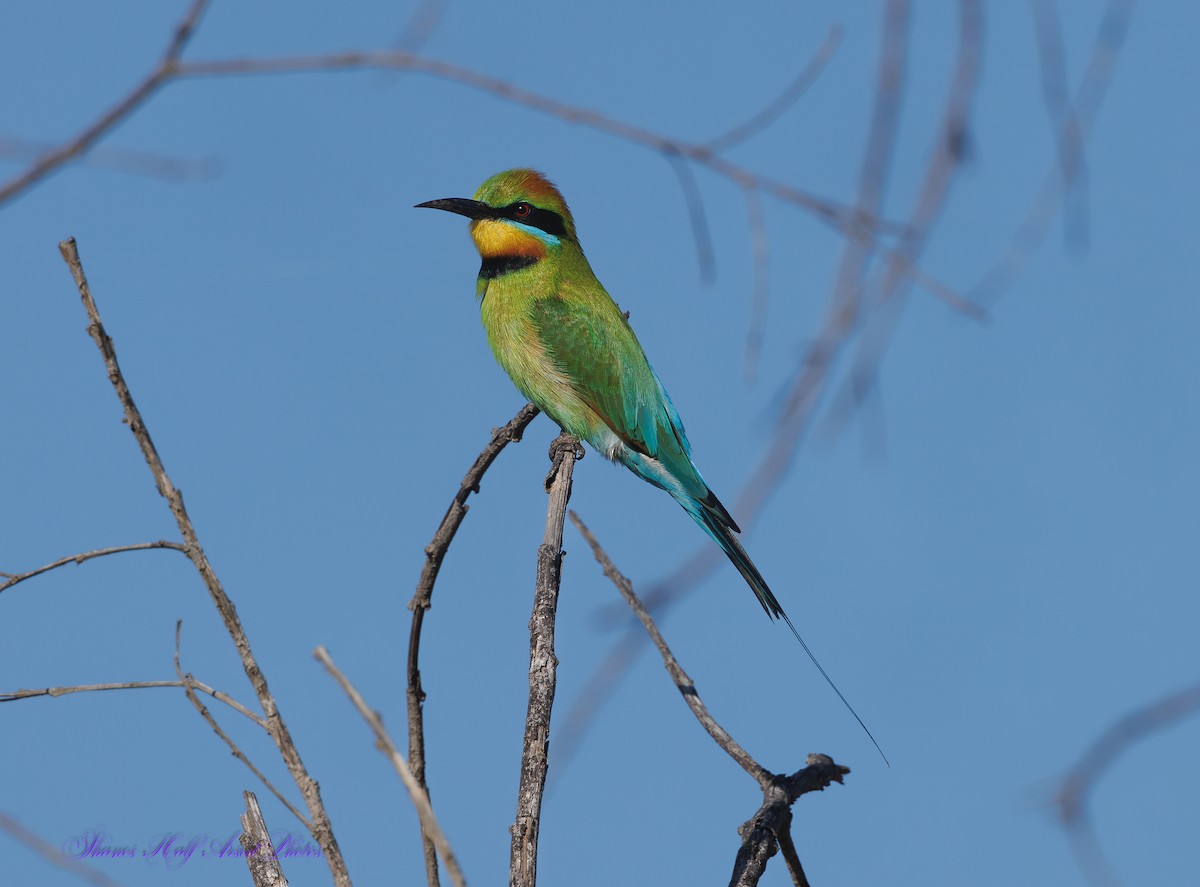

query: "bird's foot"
xmin=545 ymin=432 xmax=584 ymax=491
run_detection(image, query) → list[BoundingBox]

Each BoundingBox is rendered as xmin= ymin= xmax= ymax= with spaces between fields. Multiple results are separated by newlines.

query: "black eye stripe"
xmin=501 ymin=202 xmax=567 ymax=239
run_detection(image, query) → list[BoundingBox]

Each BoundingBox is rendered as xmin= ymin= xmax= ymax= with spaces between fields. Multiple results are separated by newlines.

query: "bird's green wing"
xmin=530 ymin=293 xmax=743 ymax=534
xmin=528 ymin=295 xmax=687 ymax=464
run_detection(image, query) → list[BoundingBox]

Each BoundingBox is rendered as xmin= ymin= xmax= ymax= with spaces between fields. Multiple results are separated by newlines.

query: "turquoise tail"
xmin=677 ymin=490 xmax=891 ymax=767
xmin=681 ymin=492 xmax=786 ymax=619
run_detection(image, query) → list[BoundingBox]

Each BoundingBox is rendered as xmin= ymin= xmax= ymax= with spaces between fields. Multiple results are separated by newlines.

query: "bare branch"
xmin=56 ymin=237 xmax=348 ymax=887
xmin=170 ymin=51 xmax=973 ymax=308
xmin=741 ymin=187 xmax=771 ymax=382
xmin=775 ymin=827 xmax=811 ymax=887
xmin=825 ymin=0 xmax=985 ymax=440
xmin=0 ymin=136 xmax=218 ymax=182
xmin=969 ymin=0 xmax=1134 ymax=304
xmin=1056 ymin=680 xmax=1200 ymax=887
xmin=729 ymin=755 xmax=850 ymax=887
xmin=173 ymin=52 xmax=880 ymax=235
xmin=0 ymin=625 xmax=313 ymax=830
xmin=0 ymin=0 xmax=210 ymax=205
xmin=1030 ymin=0 xmax=1090 ymax=253
xmin=315 ymin=646 xmax=467 ymax=887
xmin=241 ymin=791 xmax=290 ymax=887
xmin=0 ymin=541 xmax=188 ymax=594
xmin=1 ymin=679 xmax=260 ymax=729
xmin=568 ymin=511 xmax=770 ymax=785
xmin=172 ymin=622 xmax=311 ymax=830
xmin=705 ymin=26 xmax=844 ymax=153
xmin=664 ymin=149 xmax=715 ymax=283
xmin=407 ymin=402 xmax=539 ymax=887
xmin=1 ymin=21 xmax=969 ymax=315
xmin=510 ymin=433 xmax=581 ymax=887
xmin=0 ymin=812 xmax=129 ymax=887
xmin=392 ymin=0 xmax=447 ymax=53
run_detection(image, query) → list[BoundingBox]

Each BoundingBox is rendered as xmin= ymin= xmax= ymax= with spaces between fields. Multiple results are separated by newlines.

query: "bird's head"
xmin=416 ymin=169 xmax=577 ymax=261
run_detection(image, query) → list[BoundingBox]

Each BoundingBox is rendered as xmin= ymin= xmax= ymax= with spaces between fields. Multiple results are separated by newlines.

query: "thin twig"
xmin=705 ymin=25 xmax=844 ymax=153
xmin=172 ymin=53 xmax=881 ymax=236
xmin=2 ymin=678 xmax=262 ymax=728
xmin=775 ymin=827 xmax=811 ymax=887
xmin=0 ymin=541 xmax=188 ymax=593
xmin=741 ymin=187 xmax=771 ymax=382
xmin=0 ymin=24 xmax=973 ymax=316
xmin=664 ymin=149 xmax=715 ymax=283
xmin=0 ymin=0 xmax=210 ymax=205
xmin=0 ymin=812 xmax=129 ymax=887
xmin=1056 ymin=680 xmax=1200 ymax=887
xmin=241 ymin=791 xmax=291 ymax=887
xmin=568 ymin=511 xmax=770 ymax=785
xmin=315 ymin=646 xmax=468 ymax=887
xmin=0 ymin=136 xmax=218 ymax=182
xmin=824 ymin=0 xmax=985 ymax=441
xmin=170 ymin=51 xmax=976 ymax=309
xmin=1030 ymin=0 xmax=1090 ymax=253
xmin=407 ymin=403 xmax=539 ymax=887
xmin=57 ymin=237 xmax=348 ymax=887
xmin=510 ymin=433 xmax=581 ymax=887
xmin=172 ymin=621 xmax=311 ymax=829
xmin=969 ymin=0 xmax=1134 ymax=304
xmin=392 ymin=0 xmax=446 ymax=53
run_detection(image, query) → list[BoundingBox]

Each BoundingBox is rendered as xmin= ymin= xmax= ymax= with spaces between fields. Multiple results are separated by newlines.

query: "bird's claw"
xmin=544 ymin=432 xmax=584 ymax=491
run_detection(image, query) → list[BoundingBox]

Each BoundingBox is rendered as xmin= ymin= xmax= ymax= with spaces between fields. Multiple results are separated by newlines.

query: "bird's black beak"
xmin=414 ymin=197 xmax=493 ymax=220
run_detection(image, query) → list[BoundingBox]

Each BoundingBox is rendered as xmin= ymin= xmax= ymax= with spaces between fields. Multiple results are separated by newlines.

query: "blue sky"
xmin=2 ymin=2 xmax=1197 ymax=885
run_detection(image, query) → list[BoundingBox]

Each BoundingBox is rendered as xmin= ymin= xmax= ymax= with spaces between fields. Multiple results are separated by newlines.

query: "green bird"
xmin=418 ymin=169 xmax=882 ymax=759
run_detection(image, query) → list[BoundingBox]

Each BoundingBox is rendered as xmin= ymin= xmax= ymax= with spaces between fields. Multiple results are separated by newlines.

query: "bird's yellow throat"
xmin=470 ymin=219 xmax=548 ymax=260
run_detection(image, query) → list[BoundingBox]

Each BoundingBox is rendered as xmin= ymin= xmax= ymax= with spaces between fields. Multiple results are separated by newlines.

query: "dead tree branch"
xmin=0 ymin=13 xmax=977 ymax=316
xmin=569 ymin=511 xmax=768 ymax=784
xmin=0 ymin=541 xmax=188 ymax=594
xmin=56 ymin=237 xmax=349 ymax=887
xmin=172 ymin=622 xmax=311 ymax=829
xmin=0 ymin=0 xmax=210 ymax=205
xmin=730 ymin=756 xmax=851 ymax=887
xmin=509 ymin=433 xmax=581 ymax=887
xmin=1056 ymin=680 xmax=1200 ymax=887
xmin=407 ymin=402 xmax=539 ymax=886
xmin=0 ymin=812 xmax=129 ymax=887
xmin=970 ymin=0 xmax=1134 ymax=304
xmin=241 ymin=791 xmax=290 ymax=887
xmin=315 ymin=646 xmax=467 ymax=887
xmin=569 ymin=510 xmax=849 ymax=886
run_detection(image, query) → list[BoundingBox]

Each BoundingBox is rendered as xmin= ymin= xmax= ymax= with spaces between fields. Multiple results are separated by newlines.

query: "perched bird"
xmin=418 ymin=169 xmax=882 ymax=760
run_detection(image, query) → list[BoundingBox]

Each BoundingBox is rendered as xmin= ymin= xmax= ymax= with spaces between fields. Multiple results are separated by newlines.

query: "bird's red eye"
xmin=514 ymin=202 xmax=532 ymax=219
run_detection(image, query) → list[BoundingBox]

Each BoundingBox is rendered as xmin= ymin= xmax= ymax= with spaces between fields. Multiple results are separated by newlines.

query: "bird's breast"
xmin=480 ymin=285 xmax=603 ymax=446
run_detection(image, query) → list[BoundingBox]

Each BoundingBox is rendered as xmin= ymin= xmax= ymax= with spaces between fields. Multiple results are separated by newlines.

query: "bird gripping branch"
xmin=417 ymin=169 xmax=885 ymax=764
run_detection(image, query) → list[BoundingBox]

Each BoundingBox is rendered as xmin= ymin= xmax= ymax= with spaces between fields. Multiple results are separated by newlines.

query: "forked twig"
xmin=0 ymin=0 xmax=211 ymax=205
xmin=730 ymin=756 xmax=850 ymax=887
xmin=172 ymin=622 xmax=311 ymax=829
